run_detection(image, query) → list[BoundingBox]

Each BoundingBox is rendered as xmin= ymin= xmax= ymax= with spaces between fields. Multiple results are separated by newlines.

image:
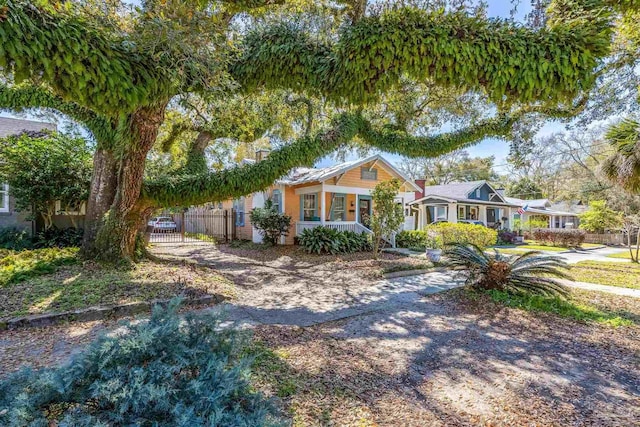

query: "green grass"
xmin=486 ymin=289 xmax=634 ymax=327
xmin=606 ymin=251 xmax=637 ymax=259
xmin=0 ymin=252 xmax=234 ymax=318
xmin=571 ymin=261 xmax=640 ymax=289
xmin=0 ymin=247 xmax=78 ymax=287
xmin=382 ymin=262 xmax=433 ymax=274
xmin=518 ymin=243 xmax=567 ymax=252
xmin=185 ymin=232 xmax=217 ymax=243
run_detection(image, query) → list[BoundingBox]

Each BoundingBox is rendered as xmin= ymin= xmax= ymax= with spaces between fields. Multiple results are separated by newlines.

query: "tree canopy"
xmin=0 ymin=0 xmax=630 ymax=261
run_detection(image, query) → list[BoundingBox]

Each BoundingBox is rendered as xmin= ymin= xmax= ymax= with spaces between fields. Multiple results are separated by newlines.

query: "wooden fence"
xmin=583 ymin=233 xmax=626 ymax=246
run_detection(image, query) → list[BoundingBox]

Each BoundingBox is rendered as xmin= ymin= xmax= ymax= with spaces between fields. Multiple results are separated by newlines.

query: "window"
xmin=361 ymin=167 xmax=378 ymax=180
xmin=233 ymin=197 xmax=245 ymax=226
xmin=0 ymin=184 xmax=8 ymax=213
xmin=475 ymin=188 xmax=481 ymax=198
xmin=458 ymin=206 xmax=465 ymax=220
xmin=435 ymin=206 xmax=447 ymax=221
xmin=302 ymin=194 xmax=318 ymax=221
xmin=271 ymin=190 xmax=282 ymax=213
xmin=331 ymin=195 xmax=346 ymax=221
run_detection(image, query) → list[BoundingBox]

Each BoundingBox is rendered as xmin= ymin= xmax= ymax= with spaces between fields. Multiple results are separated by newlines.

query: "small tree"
xmin=249 ymin=200 xmax=292 ymax=245
xmin=621 ymin=215 xmax=640 ymax=263
xmin=0 ymin=130 xmax=92 ymax=230
xmin=579 ymin=200 xmax=623 ymax=234
xmin=370 ymin=179 xmax=405 ymax=259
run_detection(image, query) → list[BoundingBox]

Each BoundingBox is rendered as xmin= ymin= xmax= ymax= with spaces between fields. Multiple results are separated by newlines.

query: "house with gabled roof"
xmin=505 ymin=197 xmax=583 ymax=229
xmin=409 ymin=180 xmax=521 ymax=229
xmin=222 ymin=153 xmax=421 ymax=244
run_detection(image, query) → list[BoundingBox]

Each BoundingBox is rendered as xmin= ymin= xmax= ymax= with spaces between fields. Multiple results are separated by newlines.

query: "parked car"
xmin=148 ymin=216 xmax=178 ymax=232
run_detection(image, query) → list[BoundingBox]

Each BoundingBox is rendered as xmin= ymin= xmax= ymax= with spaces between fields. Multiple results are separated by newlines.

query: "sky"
xmin=1 ymin=0 xmax=569 ymax=174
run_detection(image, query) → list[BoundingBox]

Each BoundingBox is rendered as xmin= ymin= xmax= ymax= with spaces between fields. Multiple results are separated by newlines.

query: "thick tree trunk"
xmin=80 ymin=147 xmax=118 ymax=256
xmin=92 ymin=104 xmax=167 ymax=262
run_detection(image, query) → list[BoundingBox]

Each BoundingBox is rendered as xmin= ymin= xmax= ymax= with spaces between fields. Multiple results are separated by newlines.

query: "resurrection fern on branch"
xmin=445 ymin=244 xmax=571 ymax=297
xmin=0 ymin=0 xmax=629 ymax=262
xmin=0 ymin=300 xmax=284 ymax=427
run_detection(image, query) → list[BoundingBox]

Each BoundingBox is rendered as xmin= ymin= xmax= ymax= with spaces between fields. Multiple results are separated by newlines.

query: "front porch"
xmin=414 ymin=199 xmax=511 ymax=228
xmin=295 ymin=221 xmax=372 ymax=236
xmin=293 ymin=188 xmax=377 ymax=237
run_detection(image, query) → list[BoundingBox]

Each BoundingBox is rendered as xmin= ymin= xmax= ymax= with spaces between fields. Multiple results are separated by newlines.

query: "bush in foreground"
xmin=0 ymin=301 xmax=284 ymax=427
xmin=445 ymin=244 xmax=570 ymax=297
xmin=298 ymin=227 xmax=371 ymax=254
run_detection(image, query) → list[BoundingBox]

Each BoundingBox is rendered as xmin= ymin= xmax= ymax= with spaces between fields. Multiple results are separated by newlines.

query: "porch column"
xmin=447 ymin=203 xmax=457 ymax=223
xmin=550 ymin=215 xmax=555 ymax=228
xmin=478 ymin=205 xmax=487 ymax=225
xmin=320 ymin=184 xmax=326 ymax=225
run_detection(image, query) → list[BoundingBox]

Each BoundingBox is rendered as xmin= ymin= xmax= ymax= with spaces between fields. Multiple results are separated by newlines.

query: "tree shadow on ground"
xmin=251 ymin=291 xmax=640 ymax=426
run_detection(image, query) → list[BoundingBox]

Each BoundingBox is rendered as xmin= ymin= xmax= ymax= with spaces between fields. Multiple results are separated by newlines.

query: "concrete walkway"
xmin=559 ymin=279 xmax=640 ymax=298
xmin=218 ymin=271 xmax=465 ymax=327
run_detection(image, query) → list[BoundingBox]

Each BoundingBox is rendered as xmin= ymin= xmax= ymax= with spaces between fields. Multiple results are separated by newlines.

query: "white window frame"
xmin=0 ymin=184 xmax=9 ymax=213
xmin=435 ymin=206 xmax=447 ymax=221
xmin=458 ymin=206 xmax=465 ymax=220
xmin=271 ymin=190 xmax=282 ymax=213
xmin=303 ymin=194 xmax=317 ymax=221
xmin=331 ymin=195 xmax=346 ymax=221
xmin=360 ymin=167 xmax=378 ymax=181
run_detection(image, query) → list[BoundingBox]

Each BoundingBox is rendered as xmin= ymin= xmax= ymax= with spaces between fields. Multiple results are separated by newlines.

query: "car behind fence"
xmin=148 ymin=209 xmax=236 ymax=243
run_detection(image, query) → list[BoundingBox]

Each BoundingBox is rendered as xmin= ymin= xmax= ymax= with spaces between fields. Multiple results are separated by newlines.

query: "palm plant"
xmin=601 ymin=117 xmax=640 ymax=193
xmin=445 ymin=244 xmax=571 ymax=297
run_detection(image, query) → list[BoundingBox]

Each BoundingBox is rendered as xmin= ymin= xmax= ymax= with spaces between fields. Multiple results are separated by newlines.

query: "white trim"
xmin=294 ymin=185 xmax=322 ymax=195
xmin=322 ymin=185 xmax=373 ymax=196
xmin=0 ymin=183 xmax=8 ymax=213
xmin=320 ymin=182 xmax=326 ymax=225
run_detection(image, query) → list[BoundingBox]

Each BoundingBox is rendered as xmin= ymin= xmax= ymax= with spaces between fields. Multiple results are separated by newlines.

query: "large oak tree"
xmin=0 ymin=0 xmax=623 ymax=262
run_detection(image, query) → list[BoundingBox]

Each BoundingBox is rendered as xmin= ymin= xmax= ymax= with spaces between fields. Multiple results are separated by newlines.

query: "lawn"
xmin=0 ymin=248 xmax=235 ymax=319
xmin=606 ymin=250 xmax=637 ymax=259
xmin=485 ymin=288 xmax=636 ymax=327
xmin=570 ymin=261 xmax=640 ymax=289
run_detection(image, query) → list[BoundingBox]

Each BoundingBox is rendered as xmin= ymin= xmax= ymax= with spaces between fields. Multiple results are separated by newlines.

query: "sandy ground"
xmin=1 ymin=243 xmax=638 ymax=426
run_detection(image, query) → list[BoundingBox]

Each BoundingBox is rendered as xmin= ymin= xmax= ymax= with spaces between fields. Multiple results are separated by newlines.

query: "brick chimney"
xmin=255 ymin=149 xmax=270 ymax=162
xmin=414 ymin=179 xmax=426 ymax=199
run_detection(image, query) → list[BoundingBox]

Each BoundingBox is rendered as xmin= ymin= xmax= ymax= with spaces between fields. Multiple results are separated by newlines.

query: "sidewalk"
xmin=559 ymin=279 xmax=640 ymax=298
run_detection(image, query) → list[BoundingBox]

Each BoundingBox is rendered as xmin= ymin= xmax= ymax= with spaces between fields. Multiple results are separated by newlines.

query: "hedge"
xmin=531 ymin=229 xmax=586 ymax=248
xmin=397 ymin=223 xmax=498 ymax=250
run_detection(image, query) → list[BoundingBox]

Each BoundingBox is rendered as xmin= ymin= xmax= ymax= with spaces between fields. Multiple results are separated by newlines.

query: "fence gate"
xmin=148 ymin=208 xmax=236 ymax=244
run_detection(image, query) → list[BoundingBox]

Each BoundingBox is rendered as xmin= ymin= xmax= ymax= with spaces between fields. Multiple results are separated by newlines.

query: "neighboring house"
xmin=409 ymin=180 xmax=521 ymax=229
xmin=218 ymin=153 xmax=421 ymax=244
xmin=0 ymin=117 xmax=57 ymax=233
xmin=505 ymin=197 xmax=583 ymax=229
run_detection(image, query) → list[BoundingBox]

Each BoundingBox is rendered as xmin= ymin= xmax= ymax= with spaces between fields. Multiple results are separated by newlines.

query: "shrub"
xmin=445 ymin=244 xmax=570 ymax=297
xmin=297 ymin=227 xmax=371 ymax=254
xmin=0 ymin=227 xmax=32 ymax=250
xmin=0 ymin=247 xmax=78 ymax=287
xmin=250 ymin=200 xmax=292 ymax=245
xmin=428 ymin=222 xmax=497 ymax=249
xmin=396 ymin=230 xmax=428 ymax=249
xmin=497 ymin=230 xmax=518 ymax=245
xmin=0 ymin=300 xmax=284 ymax=427
xmin=33 ymin=227 xmax=84 ymax=248
xmin=531 ymin=228 xmax=586 ymax=247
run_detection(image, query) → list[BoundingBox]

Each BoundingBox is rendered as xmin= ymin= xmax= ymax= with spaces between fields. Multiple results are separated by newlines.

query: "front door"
xmin=487 ymin=208 xmax=496 ymax=224
xmin=358 ymin=196 xmax=372 ymax=227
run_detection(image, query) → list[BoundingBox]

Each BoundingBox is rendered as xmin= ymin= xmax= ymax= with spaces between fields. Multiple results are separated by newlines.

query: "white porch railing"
xmin=295 ymin=221 xmax=373 ymax=236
